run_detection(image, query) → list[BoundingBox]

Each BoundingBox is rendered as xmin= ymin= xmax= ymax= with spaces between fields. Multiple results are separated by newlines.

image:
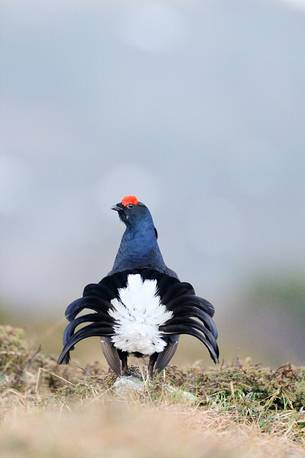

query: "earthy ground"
xmin=0 ymin=325 xmax=304 ymax=457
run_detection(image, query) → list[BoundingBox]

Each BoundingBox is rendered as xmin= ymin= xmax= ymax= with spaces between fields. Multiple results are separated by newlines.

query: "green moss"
xmin=157 ymin=363 xmax=305 ymax=442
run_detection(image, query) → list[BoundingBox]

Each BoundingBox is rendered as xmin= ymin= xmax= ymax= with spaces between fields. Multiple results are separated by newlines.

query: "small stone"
xmin=113 ymin=375 xmax=145 ymax=396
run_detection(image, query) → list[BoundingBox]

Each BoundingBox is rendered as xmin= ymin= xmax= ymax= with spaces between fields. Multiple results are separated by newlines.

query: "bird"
xmin=58 ymin=195 xmax=219 ymax=377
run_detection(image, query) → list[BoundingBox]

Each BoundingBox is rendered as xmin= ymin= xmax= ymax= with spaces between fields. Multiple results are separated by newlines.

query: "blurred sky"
xmin=0 ymin=0 xmax=304 ymax=322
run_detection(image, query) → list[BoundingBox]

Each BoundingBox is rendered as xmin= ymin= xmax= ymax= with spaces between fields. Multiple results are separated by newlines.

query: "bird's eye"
xmin=127 ymin=204 xmax=134 ymax=209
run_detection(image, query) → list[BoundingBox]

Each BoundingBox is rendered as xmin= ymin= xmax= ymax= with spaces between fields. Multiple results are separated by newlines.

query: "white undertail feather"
xmin=109 ymin=274 xmax=173 ymax=355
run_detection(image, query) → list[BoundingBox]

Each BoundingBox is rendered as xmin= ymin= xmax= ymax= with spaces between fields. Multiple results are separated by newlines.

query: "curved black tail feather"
xmin=58 ymin=323 xmax=114 ymax=364
xmin=65 ymin=296 xmax=112 ymax=321
xmin=160 ymin=324 xmax=219 ymax=363
xmin=169 ymin=305 xmax=218 ymax=338
xmin=58 ymin=281 xmax=116 ymax=364
xmin=162 ymin=316 xmax=217 ymax=350
xmin=63 ymin=312 xmax=114 ymax=347
xmin=166 ymin=295 xmax=215 ymax=317
xmin=158 ymin=279 xmax=219 ymax=365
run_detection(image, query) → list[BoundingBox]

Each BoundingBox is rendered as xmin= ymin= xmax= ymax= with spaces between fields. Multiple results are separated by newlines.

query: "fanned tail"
xmin=58 ymin=270 xmax=219 ymax=369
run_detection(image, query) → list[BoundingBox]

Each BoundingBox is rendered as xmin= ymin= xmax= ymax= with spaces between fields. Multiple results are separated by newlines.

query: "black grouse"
xmin=58 ymin=195 xmax=219 ymax=376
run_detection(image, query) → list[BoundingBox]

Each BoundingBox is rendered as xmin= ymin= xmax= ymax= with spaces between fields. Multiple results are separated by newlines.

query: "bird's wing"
xmin=100 ymin=337 xmax=122 ymax=376
xmin=154 ymin=335 xmax=179 ymax=372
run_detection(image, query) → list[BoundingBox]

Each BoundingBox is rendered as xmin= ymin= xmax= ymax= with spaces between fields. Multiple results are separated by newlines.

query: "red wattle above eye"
xmin=121 ymin=195 xmax=139 ymax=207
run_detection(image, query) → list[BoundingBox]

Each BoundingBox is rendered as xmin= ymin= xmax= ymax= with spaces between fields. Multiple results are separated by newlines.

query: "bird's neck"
xmin=111 ymin=220 xmax=167 ymax=273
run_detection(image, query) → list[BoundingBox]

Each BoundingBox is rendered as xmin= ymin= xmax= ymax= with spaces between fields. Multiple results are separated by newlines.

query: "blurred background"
xmin=0 ymin=0 xmax=304 ymax=367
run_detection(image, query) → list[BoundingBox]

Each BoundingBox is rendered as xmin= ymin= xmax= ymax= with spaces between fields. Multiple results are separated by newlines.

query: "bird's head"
xmin=112 ymin=195 xmax=152 ymax=228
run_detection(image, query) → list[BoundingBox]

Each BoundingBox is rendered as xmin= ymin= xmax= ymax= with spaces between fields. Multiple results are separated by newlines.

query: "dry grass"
xmin=2 ymin=403 xmax=305 ymax=458
xmin=0 ymin=325 xmax=304 ymax=457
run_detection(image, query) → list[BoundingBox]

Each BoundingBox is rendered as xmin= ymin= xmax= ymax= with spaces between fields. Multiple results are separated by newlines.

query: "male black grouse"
xmin=58 ymin=195 xmax=219 ymax=376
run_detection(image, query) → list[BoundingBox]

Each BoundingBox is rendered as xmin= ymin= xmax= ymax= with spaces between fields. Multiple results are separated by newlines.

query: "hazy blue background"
xmin=1 ymin=0 xmax=304 ymax=365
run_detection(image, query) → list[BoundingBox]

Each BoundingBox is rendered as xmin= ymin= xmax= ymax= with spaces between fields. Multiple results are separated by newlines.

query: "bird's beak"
xmin=112 ymin=204 xmax=123 ymax=212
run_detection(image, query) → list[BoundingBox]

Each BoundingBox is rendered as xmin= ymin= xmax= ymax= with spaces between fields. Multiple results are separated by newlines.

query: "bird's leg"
xmin=148 ymin=353 xmax=158 ymax=379
xmin=119 ymin=351 xmax=129 ymax=376
xmin=122 ymin=356 xmax=129 ymax=376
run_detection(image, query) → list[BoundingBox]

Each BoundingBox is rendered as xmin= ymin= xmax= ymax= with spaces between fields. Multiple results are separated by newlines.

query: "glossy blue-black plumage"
xmin=109 ymin=203 xmax=177 ymax=278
